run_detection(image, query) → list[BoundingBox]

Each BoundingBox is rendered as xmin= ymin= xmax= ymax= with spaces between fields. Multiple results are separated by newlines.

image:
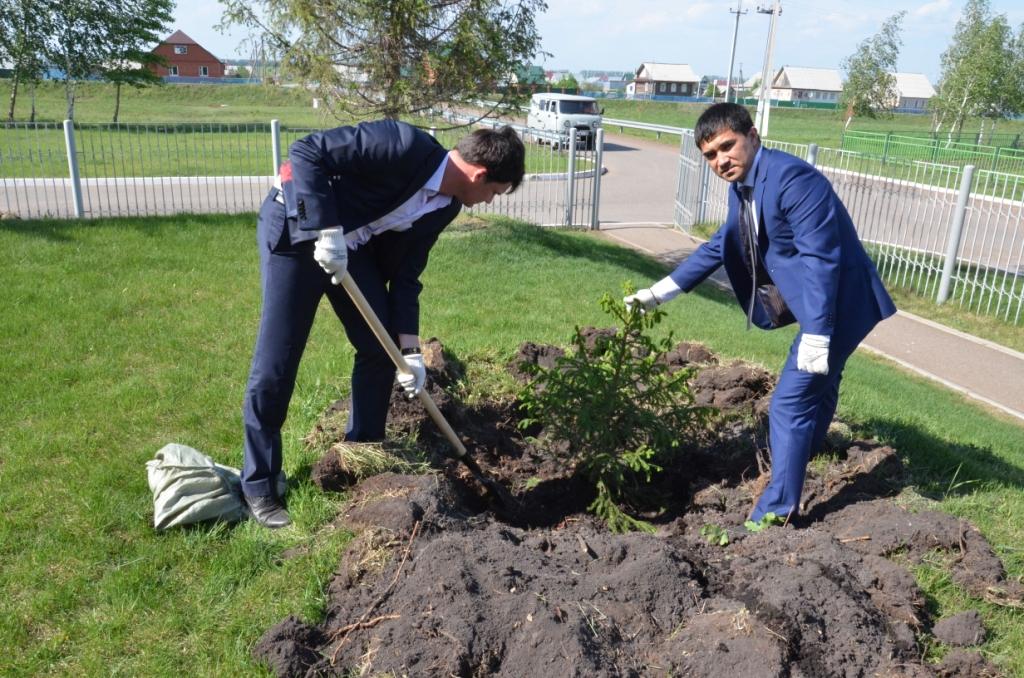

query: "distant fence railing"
xmin=675 ymin=129 xmax=1024 ymax=325
xmin=0 ymin=118 xmax=604 ymax=229
xmin=842 ymin=130 xmax=1024 ymax=175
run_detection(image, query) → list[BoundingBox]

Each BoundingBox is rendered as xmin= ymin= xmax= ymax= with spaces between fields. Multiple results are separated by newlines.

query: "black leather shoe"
xmin=244 ymin=493 xmax=292 ymax=529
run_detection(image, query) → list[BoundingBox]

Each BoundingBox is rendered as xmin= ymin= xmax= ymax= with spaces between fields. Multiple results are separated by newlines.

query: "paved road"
xmin=597 ymin=135 xmax=681 ymax=225
xmin=0 ymin=176 xmax=271 ymax=219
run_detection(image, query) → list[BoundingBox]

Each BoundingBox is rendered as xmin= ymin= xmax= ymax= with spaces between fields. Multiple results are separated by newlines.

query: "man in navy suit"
xmin=626 ymin=103 xmax=895 ymax=523
xmin=242 ymin=119 xmax=525 ymax=528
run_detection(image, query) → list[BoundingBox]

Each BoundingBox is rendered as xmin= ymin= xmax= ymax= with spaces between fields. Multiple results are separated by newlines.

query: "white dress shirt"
xmin=345 ymin=154 xmax=453 ymax=249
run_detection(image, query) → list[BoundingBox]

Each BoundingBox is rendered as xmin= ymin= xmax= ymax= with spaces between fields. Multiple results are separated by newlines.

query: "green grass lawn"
xmin=1 ymin=79 xmax=325 ymax=126
xmin=1 ymin=214 xmax=1023 ymax=675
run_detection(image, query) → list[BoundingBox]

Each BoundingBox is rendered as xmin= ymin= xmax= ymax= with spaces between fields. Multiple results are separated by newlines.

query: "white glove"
xmin=312 ymin=227 xmax=348 ymax=285
xmin=797 ymin=334 xmax=830 ymax=375
xmin=624 ymin=276 xmax=683 ymax=314
xmin=396 ymin=352 xmax=426 ymax=397
xmin=624 ymin=288 xmax=658 ymax=314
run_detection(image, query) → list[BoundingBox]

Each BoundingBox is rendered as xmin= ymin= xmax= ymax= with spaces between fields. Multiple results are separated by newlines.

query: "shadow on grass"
xmin=804 ymin=415 xmax=1024 ymax=523
xmin=872 ymin=417 xmax=1024 ymax=500
xmin=485 ymin=216 xmax=737 ymax=304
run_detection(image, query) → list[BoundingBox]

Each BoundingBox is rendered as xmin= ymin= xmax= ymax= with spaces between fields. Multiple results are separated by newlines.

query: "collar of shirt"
xmin=740 ymin=145 xmax=763 ymax=194
xmin=423 ymin=152 xmax=449 ymax=195
xmin=345 ymin=154 xmax=453 ymax=249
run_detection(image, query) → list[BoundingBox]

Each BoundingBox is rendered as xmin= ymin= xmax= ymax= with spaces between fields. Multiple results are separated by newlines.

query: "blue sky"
xmin=172 ymin=0 xmax=1024 ymax=83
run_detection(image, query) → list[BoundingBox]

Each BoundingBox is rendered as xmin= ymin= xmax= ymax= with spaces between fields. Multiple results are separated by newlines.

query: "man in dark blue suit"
xmin=626 ymin=103 xmax=895 ymax=523
xmin=242 ymin=119 xmax=525 ymax=528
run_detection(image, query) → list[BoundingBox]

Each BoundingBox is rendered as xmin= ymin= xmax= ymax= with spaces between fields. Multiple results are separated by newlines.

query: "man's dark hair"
xmin=455 ymin=125 xmax=526 ymax=191
xmin=694 ymin=103 xmax=755 ymax=147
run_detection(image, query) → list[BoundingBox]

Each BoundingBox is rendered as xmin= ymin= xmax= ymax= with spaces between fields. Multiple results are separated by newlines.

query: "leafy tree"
xmin=839 ymin=11 xmax=905 ymax=123
xmin=931 ymin=0 xmax=1018 ymax=141
xmin=101 ymin=0 xmax=174 ymax=123
xmin=218 ymin=0 xmax=547 ymax=121
xmin=0 ymin=0 xmax=51 ymax=121
xmin=518 ymin=289 xmax=710 ymax=533
xmin=552 ymin=73 xmax=578 ymax=92
xmin=46 ymin=0 xmax=114 ymax=119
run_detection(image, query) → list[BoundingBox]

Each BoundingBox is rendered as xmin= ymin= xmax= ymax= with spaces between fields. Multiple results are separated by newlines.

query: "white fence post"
xmin=591 ymin=128 xmax=605 ymax=230
xmin=565 ymin=128 xmax=578 ymax=226
xmin=270 ymin=119 xmax=281 ymax=175
xmin=62 ymin=120 xmax=84 ymax=218
xmin=695 ymin=159 xmax=710 ymax=224
xmin=937 ymin=164 xmax=976 ymax=305
xmin=806 ymin=143 xmax=818 ymax=167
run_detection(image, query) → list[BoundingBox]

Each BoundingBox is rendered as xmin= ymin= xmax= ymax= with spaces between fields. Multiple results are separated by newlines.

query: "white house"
xmin=891 ymin=72 xmax=935 ymax=111
xmin=768 ymin=66 xmax=843 ymax=103
xmin=628 ymin=62 xmax=701 ymax=98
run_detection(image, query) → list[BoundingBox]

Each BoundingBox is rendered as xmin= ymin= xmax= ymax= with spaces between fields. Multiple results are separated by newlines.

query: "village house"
xmin=148 ymin=30 xmax=225 ymax=79
xmin=768 ymin=66 xmax=843 ymax=103
xmin=627 ymin=62 xmax=701 ymax=99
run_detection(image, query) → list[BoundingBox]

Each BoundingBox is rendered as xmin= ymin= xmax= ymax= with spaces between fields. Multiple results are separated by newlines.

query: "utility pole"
xmin=725 ymin=1 xmax=748 ymax=103
xmin=755 ymin=0 xmax=781 ymax=137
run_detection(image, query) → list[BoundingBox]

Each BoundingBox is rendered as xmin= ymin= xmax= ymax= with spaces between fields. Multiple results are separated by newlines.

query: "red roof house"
xmin=149 ymin=30 xmax=225 ymax=78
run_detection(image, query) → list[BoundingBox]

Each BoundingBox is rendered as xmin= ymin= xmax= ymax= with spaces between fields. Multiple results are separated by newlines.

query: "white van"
xmin=526 ymin=93 xmax=603 ymax=150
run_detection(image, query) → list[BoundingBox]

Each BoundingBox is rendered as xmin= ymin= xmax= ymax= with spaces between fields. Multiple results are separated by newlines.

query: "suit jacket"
xmin=282 ymin=119 xmax=454 ymax=244
xmin=274 ymin=119 xmax=461 ymax=336
xmin=669 ymin=147 xmax=895 ymax=336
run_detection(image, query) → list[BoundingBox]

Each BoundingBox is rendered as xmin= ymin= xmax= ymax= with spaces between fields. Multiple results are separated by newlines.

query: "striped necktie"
xmin=740 ymin=185 xmax=758 ymax=329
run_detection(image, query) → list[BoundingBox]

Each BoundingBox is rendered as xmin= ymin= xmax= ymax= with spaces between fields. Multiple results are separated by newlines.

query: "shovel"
xmin=338 ymin=274 xmax=517 ymax=509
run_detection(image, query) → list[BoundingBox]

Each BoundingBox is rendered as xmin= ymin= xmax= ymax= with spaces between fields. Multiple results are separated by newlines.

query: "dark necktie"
xmin=740 ymin=185 xmax=758 ymax=329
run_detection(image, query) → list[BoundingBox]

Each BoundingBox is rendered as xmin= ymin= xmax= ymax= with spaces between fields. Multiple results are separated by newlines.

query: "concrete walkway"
xmin=593 ymin=222 xmax=1024 ymax=424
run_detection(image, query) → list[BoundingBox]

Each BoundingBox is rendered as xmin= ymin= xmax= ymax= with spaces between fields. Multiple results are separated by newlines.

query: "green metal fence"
xmin=841 ymin=130 xmax=1024 ymax=175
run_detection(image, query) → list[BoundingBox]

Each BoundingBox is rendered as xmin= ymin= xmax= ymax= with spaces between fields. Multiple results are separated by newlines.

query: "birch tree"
xmin=931 ymin=0 xmax=1016 ymax=141
xmin=0 ymin=0 xmax=51 ymax=121
xmin=839 ymin=12 xmax=905 ymax=123
xmin=101 ymin=0 xmax=174 ymax=122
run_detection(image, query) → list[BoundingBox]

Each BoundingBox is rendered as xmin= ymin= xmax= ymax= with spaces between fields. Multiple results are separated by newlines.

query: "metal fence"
xmin=0 ymin=119 xmax=603 ymax=229
xmin=675 ymin=130 xmax=1024 ymax=324
xmin=842 ymin=130 xmax=1024 ymax=175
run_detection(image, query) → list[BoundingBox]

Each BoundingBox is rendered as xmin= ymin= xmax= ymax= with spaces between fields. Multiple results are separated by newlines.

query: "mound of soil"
xmin=259 ymin=337 xmax=1017 ymax=677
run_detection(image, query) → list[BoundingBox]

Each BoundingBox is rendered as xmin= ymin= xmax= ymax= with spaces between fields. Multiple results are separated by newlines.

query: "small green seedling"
xmin=744 ymin=512 xmax=785 ymax=533
xmin=700 ymin=523 xmax=730 ymax=546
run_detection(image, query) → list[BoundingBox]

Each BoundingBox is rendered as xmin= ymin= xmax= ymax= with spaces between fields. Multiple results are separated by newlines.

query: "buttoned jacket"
xmin=668 ymin=147 xmax=895 ymax=335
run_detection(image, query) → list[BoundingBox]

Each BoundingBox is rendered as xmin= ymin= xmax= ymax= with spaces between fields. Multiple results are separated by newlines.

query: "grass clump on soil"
xmin=518 ymin=288 xmax=710 ymax=533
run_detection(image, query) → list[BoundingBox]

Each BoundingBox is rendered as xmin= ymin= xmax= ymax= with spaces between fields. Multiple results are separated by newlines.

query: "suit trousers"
xmin=751 ymin=267 xmax=886 ymax=522
xmin=241 ymin=194 xmax=397 ymax=497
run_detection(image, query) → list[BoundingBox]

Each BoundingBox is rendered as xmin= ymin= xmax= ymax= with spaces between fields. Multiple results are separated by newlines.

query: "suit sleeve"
xmin=667 ymin=198 xmax=737 ymax=291
xmin=387 ymin=201 xmax=462 ymax=335
xmin=288 ymin=120 xmax=406 ymax=231
xmin=778 ymin=162 xmax=841 ymax=335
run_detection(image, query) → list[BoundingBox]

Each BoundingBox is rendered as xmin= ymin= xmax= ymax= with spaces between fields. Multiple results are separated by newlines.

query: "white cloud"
xmin=913 ymin=0 xmax=952 ymax=18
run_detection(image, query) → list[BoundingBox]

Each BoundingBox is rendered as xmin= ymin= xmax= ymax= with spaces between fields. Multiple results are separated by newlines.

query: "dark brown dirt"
xmin=255 ymin=337 xmax=1018 ymax=677
xmin=933 ymin=611 xmax=986 ymax=647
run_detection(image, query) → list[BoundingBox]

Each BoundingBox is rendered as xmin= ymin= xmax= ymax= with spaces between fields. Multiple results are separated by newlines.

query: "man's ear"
xmin=468 ymin=164 xmax=488 ymax=184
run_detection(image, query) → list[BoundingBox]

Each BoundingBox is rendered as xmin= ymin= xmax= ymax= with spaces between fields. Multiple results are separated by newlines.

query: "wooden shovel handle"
xmin=339 ymin=275 xmax=468 ymax=458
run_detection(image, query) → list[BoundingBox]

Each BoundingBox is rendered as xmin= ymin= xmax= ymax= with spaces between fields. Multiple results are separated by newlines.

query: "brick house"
xmin=149 ymin=30 xmax=225 ymax=78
